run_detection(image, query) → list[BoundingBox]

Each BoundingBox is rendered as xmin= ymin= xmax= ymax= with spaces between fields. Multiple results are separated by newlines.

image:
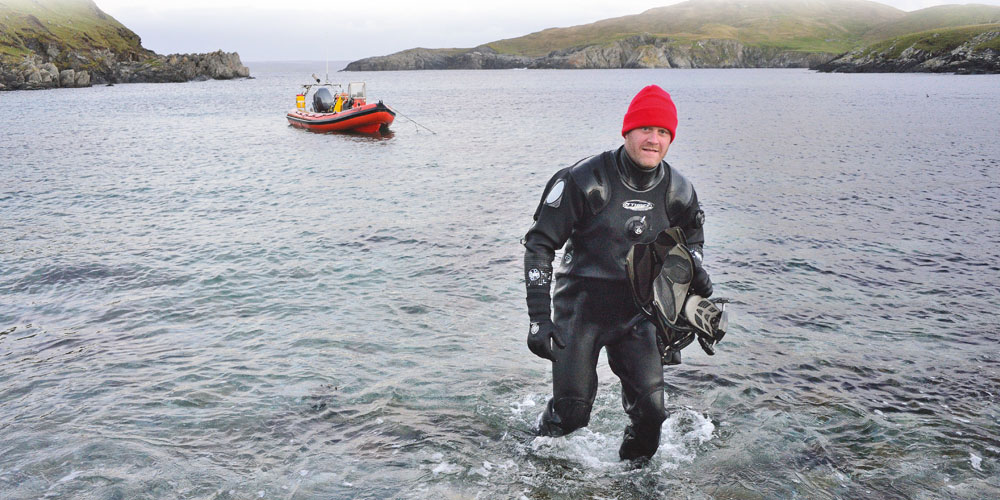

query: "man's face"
xmin=623 ymin=126 xmax=672 ymax=169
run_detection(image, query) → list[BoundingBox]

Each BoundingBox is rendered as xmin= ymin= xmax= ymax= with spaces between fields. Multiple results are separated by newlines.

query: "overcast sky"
xmin=94 ymin=0 xmax=1000 ymax=61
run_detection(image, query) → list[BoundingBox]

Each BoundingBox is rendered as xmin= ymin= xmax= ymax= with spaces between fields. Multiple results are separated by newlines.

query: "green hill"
xmin=0 ymin=0 xmax=151 ymax=65
xmin=863 ymin=4 xmax=1000 ymax=41
xmin=1 ymin=0 xmax=250 ymax=90
xmin=816 ymin=22 xmax=1000 ymax=72
xmin=486 ymin=0 xmax=907 ymax=56
xmin=864 ymin=22 xmax=1000 ymax=57
xmin=346 ymin=0 xmax=1000 ymax=72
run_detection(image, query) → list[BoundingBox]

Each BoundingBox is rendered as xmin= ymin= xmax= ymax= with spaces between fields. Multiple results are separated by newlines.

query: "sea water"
xmin=1 ymin=65 xmax=998 ymax=499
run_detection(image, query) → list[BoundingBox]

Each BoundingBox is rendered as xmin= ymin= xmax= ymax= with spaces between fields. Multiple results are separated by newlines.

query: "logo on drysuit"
xmin=526 ymin=267 xmax=551 ymax=287
xmin=530 ymin=322 xmax=541 ymax=335
xmin=626 ymin=216 xmax=648 ymax=240
xmin=528 ymin=268 xmax=541 ymax=282
xmin=545 ymin=180 xmax=565 ymax=208
xmin=622 ymin=200 xmax=654 ymax=212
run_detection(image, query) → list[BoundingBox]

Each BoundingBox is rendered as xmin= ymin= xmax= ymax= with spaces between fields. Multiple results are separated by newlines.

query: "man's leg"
xmin=536 ymin=316 xmax=603 ymax=437
xmin=607 ymin=318 xmax=666 ymax=461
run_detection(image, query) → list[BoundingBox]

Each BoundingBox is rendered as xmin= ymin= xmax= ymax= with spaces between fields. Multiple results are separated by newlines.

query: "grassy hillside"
xmin=486 ymin=0 xmax=906 ymax=56
xmin=863 ymin=4 xmax=1000 ymax=41
xmin=862 ymin=22 xmax=1000 ymax=58
xmin=483 ymin=0 xmax=1000 ymax=59
xmin=0 ymin=0 xmax=150 ymax=63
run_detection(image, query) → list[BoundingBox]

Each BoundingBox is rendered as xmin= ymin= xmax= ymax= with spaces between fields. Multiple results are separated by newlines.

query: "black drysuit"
xmin=522 ymin=146 xmax=710 ymax=460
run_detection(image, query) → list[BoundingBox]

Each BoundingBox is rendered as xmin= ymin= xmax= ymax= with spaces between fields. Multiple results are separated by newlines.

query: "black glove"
xmin=688 ymin=246 xmax=713 ymax=298
xmin=526 ymin=291 xmax=564 ymax=362
xmin=527 ymin=318 xmax=565 ymax=362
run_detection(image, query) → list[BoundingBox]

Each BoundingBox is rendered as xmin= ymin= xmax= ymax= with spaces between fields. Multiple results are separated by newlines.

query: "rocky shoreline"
xmin=533 ymin=35 xmax=834 ymax=69
xmin=0 ymin=50 xmax=251 ymax=91
xmin=344 ymin=34 xmax=834 ymax=71
xmin=814 ymin=30 xmax=1000 ymax=73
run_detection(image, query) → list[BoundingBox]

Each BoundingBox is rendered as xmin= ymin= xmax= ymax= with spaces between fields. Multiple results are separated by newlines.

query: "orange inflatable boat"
xmin=286 ymin=81 xmax=395 ymax=135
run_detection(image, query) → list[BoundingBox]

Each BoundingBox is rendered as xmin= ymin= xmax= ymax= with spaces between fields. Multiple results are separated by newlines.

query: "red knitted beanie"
xmin=621 ymin=85 xmax=677 ymax=142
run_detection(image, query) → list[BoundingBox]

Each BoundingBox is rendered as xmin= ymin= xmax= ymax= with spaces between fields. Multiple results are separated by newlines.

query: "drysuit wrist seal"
xmin=526 ymin=291 xmax=552 ymax=323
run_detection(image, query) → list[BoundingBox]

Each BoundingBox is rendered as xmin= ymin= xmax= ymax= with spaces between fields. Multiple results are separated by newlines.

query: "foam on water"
xmin=524 ymin=408 xmax=715 ymax=472
xmin=657 ymin=409 xmax=716 ymax=470
xmin=530 ymin=429 xmax=622 ymax=469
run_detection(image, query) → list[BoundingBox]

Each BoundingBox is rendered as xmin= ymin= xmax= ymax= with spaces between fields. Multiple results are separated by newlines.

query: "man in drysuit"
xmin=522 ymin=85 xmax=715 ymax=461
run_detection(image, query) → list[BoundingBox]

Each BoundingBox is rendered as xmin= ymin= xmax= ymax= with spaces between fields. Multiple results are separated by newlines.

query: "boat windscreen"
xmin=348 ymin=82 xmax=366 ymax=100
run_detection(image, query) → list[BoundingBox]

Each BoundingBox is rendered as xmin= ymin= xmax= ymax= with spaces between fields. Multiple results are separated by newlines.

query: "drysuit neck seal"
xmin=617 ymin=146 xmax=664 ymax=192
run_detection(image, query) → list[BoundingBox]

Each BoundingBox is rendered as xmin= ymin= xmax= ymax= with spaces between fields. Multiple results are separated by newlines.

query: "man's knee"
xmin=538 ymin=398 xmax=593 ymax=436
xmin=627 ymin=388 xmax=666 ymax=428
xmin=556 ymin=397 xmax=593 ymax=431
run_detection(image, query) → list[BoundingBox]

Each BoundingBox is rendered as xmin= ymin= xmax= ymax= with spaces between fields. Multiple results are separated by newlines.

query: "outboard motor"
xmin=313 ymin=87 xmax=336 ymax=112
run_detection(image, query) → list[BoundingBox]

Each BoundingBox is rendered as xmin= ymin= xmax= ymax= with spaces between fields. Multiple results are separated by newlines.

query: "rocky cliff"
xmin=1 ymin=50 xmax=251 ymax=90
xmin=0 ymin=0 xmax=250 ymax=90
xmin=344 ymin=35 xmax=834 ymax=71
xmin=814 ymin=26 xmax=1000 ymax=73
xmin=533 ymin=35 xmax=834 ymax=69
xmin=344 ymin=1 xmax=1000 ymax=73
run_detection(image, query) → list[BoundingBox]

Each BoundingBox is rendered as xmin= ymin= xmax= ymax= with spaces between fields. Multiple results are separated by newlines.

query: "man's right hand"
xmin=527 ymin=319 xmax=566 ymax=362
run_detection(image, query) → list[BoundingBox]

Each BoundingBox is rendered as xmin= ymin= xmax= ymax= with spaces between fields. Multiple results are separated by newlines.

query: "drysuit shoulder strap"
xmin=665 ymin=164 xmax=696 ymax=224
xmin=568 ymin=151 xmax=613 ymax=215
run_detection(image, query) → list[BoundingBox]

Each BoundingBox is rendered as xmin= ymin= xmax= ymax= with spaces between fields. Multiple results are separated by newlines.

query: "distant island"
xmin=343 ymin=0 xmax=1000 ymax=74
xmin=0 ymin=0 xmax=250 ymax=91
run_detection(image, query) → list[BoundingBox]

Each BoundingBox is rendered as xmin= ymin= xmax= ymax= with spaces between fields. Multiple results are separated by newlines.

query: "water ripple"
xmin=2 ymin=67 xmax=999 ymax=499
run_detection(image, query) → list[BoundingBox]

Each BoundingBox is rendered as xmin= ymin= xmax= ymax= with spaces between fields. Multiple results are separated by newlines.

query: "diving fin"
xmin=626 ymin=234 xmax=661 ymax=314
xmin=683 ymin=296 xmax=728 ymax=356
xmin=627 ymin=227 xmax=697 ymax=363
xmin=627 ymin=227 xmax=693 ymax=332
xmin=628 ymin=227 xmax=730 ymax=361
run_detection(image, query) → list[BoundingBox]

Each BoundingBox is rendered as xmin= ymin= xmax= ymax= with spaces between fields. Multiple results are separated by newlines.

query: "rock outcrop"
xmin=344 ymin=35 xmax=834 ymax=71
xmin=532 ymin=35 xmax=834 ymax=69
xmin=0 ymin=50 xmax=250 ymax=91
xmin=0 ymin=0 xmax=251 ymax=91
xmin=814 ymin=30 xmax=1000 ymax=73
xmin=343 ymin=46 xmax=531 ymax=71
xmin=95 ymin=50 xmax=251 ymax=84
